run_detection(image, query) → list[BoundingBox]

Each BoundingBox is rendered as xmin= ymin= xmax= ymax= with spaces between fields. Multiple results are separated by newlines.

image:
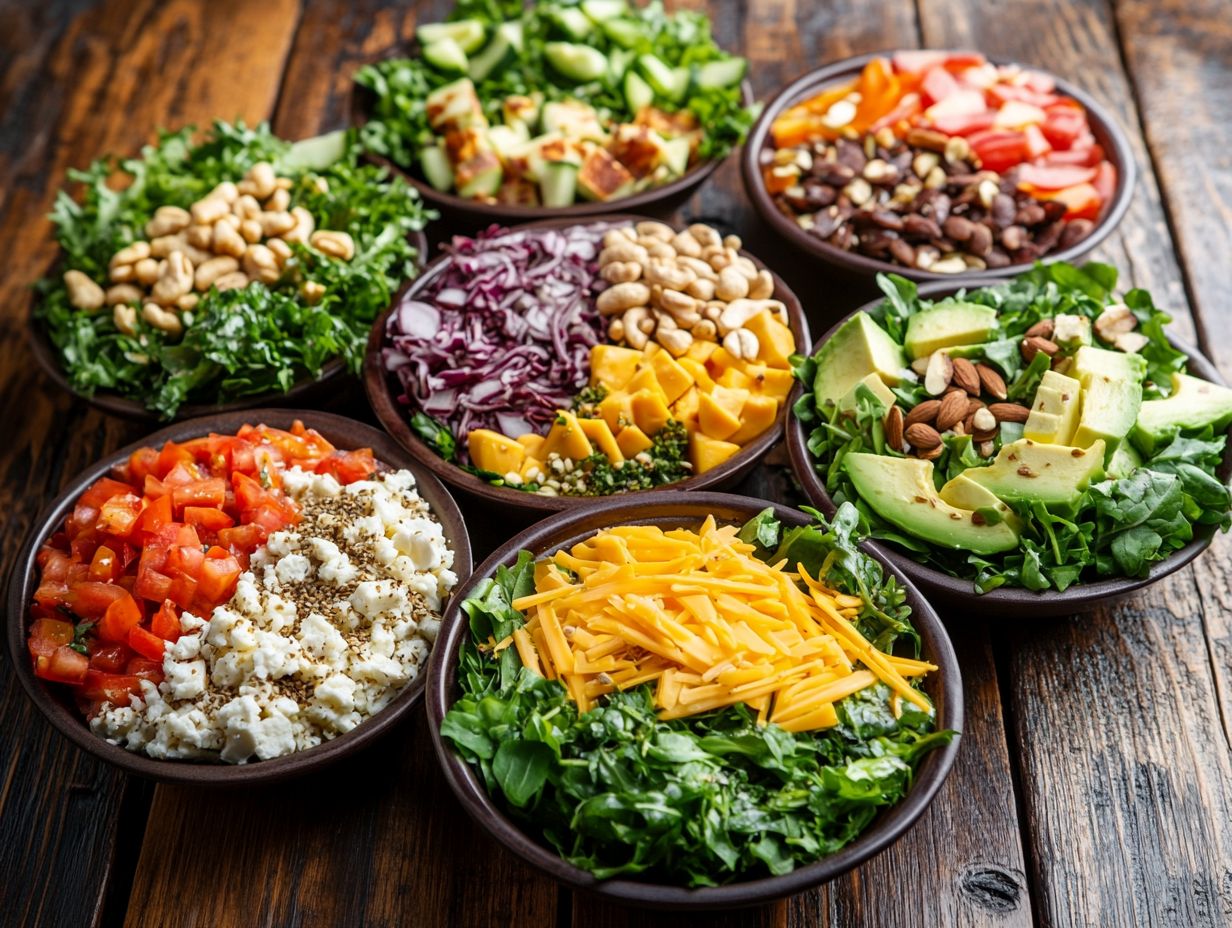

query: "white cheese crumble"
xmin=91 ymin=467 xmax=456 ymax=764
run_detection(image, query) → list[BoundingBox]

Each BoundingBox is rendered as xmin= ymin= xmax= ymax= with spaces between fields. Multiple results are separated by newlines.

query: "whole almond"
xmin=962 ymin=413 xmax=975 ymax=433
xmin=989 ymin=402 xmax=1030 ymax=423
xmin=935 ymin=391 xmax=969 ymax=431
xmin=976 ymin=363 xmax=1008 ymax=400
xmin=951 ymin=357 xmax=980 ymax=395
xmin=1025 ymin=319 xmax=1055 ymax=339
xmin=916 ymin=443 xmax=944 ymax=460
xmin=884 ymin=405 xmax=905 ymax=450
xmin=966 ymin=397 xmax=986 ymax=416
xmin=1021 ymin=335 xmax=1059 ymax=362
xmin=905 ymin=399 xmax=941 ymax=426
xmin=905 ymin=422 xmax=943 ymax=450
xmin=973 ymin=428 xmax=999 ymax=443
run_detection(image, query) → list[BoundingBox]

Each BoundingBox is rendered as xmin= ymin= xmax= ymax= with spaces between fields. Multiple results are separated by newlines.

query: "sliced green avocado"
xmin=1023 ymin=369 xmax=1082 ymax=445
xmin=903 ymin=301 xmax=998 ymax=360
xmin=844 ymin=453 xmax=1020 ymax=554
xmin=814 ymin=314 xmax=906 ymax=406
xmin=1070 ymin=345 xmax=1147 ymax=384
xmin=837 ymin=372 xmax=896 ymax=416
xmin=1132 ymin=372 xmax=1232 ymax=453
xmin=938 ymin=473 xmax=1023 ymax=533
xmin=965 ymin=438 xmax=1106 ymax=511
xmin=1106 ymin=441 xmax=1142 ymax=479
xmin=1072 ymin=373 xmax=1141 ymax=458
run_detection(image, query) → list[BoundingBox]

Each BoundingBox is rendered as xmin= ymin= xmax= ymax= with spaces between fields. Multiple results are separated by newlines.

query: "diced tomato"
xmin=184 ymin=506 xmax=235 ymax=531
xmin=929 ymin=109 xmax=996 ymax=136
xmin=172 ymin=477 xmax=227 ymax=513
xmin=988 ymin=82 xmax=1059 ymax=109
xmin=151 ymin=522 xmax=201 ymax=550
xmin=33 ymin=580 xmax=72 ymax=610
xmin=135 ymin=493 xmax=174 ymax=539
xmin=968 ymin=129 xmax=1029 ymax=173
xmin=315 ymin=449 xmax=377 ymax=485
xmin=96 ymin=492 xmax=143 ymax=539
xmin=925 ymin=89 xmax=986 ymax=123
xmin=38 ymin=548 xmax=74 ymax=583
xmin=69 ymin=581 xmax=129 ymax=619
xmin=921 ymin=65 xmax=960 ymax=105
xmin=34 ymin=646 xmax=89 ymax=685
xmin=79 ymin=477 xmax=135 ymax=510
xmin=1022 ymin=69 xmax=1057 ymax=94
xmin=128 ymin=625 xmax=166 ymax=661
xmin=126 ymin=447 xmax=161 ymax=484
xmin=197 ymin=548 xmax=241 ymax=606
xmin=144 ymin=475 xmax=169 ymax=499
xmin=69 ymin=530 xmax=102 ymax=564
xmin=1092 ymin=161 xmax=1117 ymax=204
xmin=1044 ymin=143 xmax=1103 ymax=167
xmin=89 ymin=643 xmax=131 ymax=673
xmin=67 ymin=503 xmax=101 ymax=539
xmin=28 ymin=617 xmax=75 ymax=658
xmin=217 ymin=523 xmax=267 ymax=556
xmin=166 ymin=543 xmax=206 ymax=580
xmin=125 ymin=658 xmax=164 ymax=681
xmin=156 ymin=441 xmax=194 ymax=479
xmin=162 ymin=461 xmax=200 ymax=488
xmin=80 ymin=670 xmax=144 ymax=706
xmin=1018 ymin=163 xmax=1098 ymax=190
xmin=1041 ymin=100 xmax=1087 ymax=149
xmin=892 ymin=50 xmax=950 ymax=74
xmin=88 ymin=545 xmax=122 ymax=583
xmin=151 ymin=600 xmax=182 ymax=642
xmin=134 ymin=565 xmax=174 ymax=603
xmin=97 ymin=592 xmax=143 ymax=643
xmin=166 ymin=572 xmax=199 ymax=610
xmin=1032 ymin=182 xmax=1102 ymax=220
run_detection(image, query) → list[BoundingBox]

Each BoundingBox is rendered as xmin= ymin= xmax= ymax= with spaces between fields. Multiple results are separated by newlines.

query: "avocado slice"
xmin=1070 ymin=345 xmax=1147 ymax=384
xmin=1132 ymin=372 xmax=1232 ymax=453
xmin=1106 ymin=441 xmax=1142 ymax=479
xmin=939 ymin=473 xmax=1023 ymax=532
xmin=837 ymin=372 xmax=896 ymax=416
xmin=1072 ymin=373 xmax=1141 ymax=457
xmin=903 ymin=301 xmax=998 ymax=360
xmin=844 ymin=453 xmax=1020 ymax=554
xmin=1024 ymin=370 xmax=1082 ymax=445
xmin=965 ymin=438 xmax=1106 ymax=511
xmin=814 ymin=314 xmax=907 ymax=406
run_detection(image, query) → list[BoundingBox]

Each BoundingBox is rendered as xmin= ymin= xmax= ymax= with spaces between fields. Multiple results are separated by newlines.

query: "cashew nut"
xmin=691 ymin=319 xmax=718 ymax=340
xmin=596 ymin=282 xmax=650 ymax=316
xmin=716 ymin=266 xmax=750 ymax=302
xmin=110 ymin=241 xmax=151 ymax=269
xmin=686 ymin=278 xmax=716 ymax=301
xmin=644 ymin=261 xmax=695 ymax=291
xmin=598 ymin=241 xmax=648 ymax=266
xmin=106 ymin=283 xmax=142 ymax=306
xmin=142 ymin=301 xmax=183 ymax=335
xmin=310 ymin=229 xmax=354 ymax=260
xmin=195 ymin=256 xmax=239 ymax=291
xmin=110 ymin=264 xmax=136 ymax=283
xmin=300 ymin=280 xmax=325 ymax=303
xmin=1094 ymin=303 xmax=1137 ymax=342
xmin=634 ymin=220 xmax=674 ymax=242
xmin=677 ymin=255 xmax=717 ymax=280
xmin=266 ymin=188 xmax=291 ymax=213
xmin=212 ymin=220 xmax=247 ymax=258
xmin=145 ymin=206 xmax=190 ymax=239
xmin=64 ymin=270 xmax=105 ymax=311
xmin=644 ymin=240 xmax=675 ymax=261
xmin=210 ymin=181 xmax=240 ymax=204
xmin=266 ymin=238 xmax=292 ymax=266
xmin=112 ymin=303 xmax=138 ymax=335
xmin=657 ymin=288 xmax=701 ymax=319
xmin=186 ymin=224 xmax=214 ymax=249
xmin=213 ymin=271 xmax=250 ymax=292
xmin=600 ymin=261 xmax=642 ymax=284
xmin=731 ymin=254 xmax=758 ymax=281
xmin=602 ymin=226 xmax=637 ymax=248
xmin=607 ymin=318 xmax=625 ymax=342
xmin=190 ymin=197 xmax=229 ymax=226
xmin=282 ymin=207 xmax=316 ymax=245
xmin=656 ymin=328 xmax=693 ymax=357
xmin=621 ymin=308 xmax=651 ymax=349
xmin=233 ymin=194 xmax=261 ymax=221
xmin=687 ymin=224 xmax=722 ymax=249
xmin=242 ymin=244 xmax=280 ymax=285
xmin=723 ymin=328 xmax=759 ymax=360
xmin=670 ymin=231 xmax=702 ymax=258
xmin=176 ymin=293 xmax=199 ymax=311
xmin=240 ymin=219 xmax=263 ymax=244
xmin=748 ymin=269 xmax=775 ymax=300
xmin=723 ymin=234 xmax=744 ymax=252
xmin=134 ymin=258 xmax=161 ymax=286
xmin=151 ymin=252 xmax=194 ymax=305
xmin=718 ymin=299 xmax=781 ymax=335
xmin=261 ymin=211 xmax=297 ymax=238
xmin=248 ymin=162 xmax=277 ymax=200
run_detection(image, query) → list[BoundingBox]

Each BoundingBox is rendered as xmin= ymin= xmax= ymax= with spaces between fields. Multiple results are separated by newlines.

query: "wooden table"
xmin=2 ymin=1 xmax=1229 ymax=925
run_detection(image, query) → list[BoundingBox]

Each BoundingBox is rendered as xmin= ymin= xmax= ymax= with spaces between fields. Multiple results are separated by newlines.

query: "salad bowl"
xmin=5 ymin=410 xmax=471 ymax=785
xmin=786 ymin=278 xmax=1232 ymax=616
xmin=426 ymin=492 xmax=963 ymax=908
xmin=363 ymin=214 xmax=812 ymax=520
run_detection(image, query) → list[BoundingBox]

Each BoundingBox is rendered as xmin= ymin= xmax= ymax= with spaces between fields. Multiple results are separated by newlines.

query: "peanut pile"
xmin=62 ymin=161 xmax=355 ymax=339
xmin=597 ymin=220 xmax=788 ymax=359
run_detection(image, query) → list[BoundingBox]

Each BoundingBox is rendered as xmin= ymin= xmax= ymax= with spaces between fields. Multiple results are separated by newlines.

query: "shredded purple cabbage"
xmin=383 ymin=223 xmax=608 ymax=462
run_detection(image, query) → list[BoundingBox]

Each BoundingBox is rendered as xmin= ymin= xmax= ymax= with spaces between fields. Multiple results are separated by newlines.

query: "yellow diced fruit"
xmin=690 ymin=431 xmax=741 ymax=474
xmin=685 ymin=340 xmax=718 ymax=363
xmin=649 ymin=352 xmax=694 ymax=404
xmin=616 ymin=424 xmax=654 ymax=457
xmin=579 ymin=417 xmax=623 ymax=463
xmin=698 ymin=391 xmax=744 ymax=441
xmin=519 ymin=455 xmax=544 ymax=478
xmin=756 ymin=368 xmax=795 ymax=399
xmin=630 ymin=388 xmax=672 ymax=435
xmin=516 ymin=433 xmax=545 ymax=458
xmin=589 ymin=344 xmax=644 ymax=391
xmin=672 ymin=386 xmax=700 ymax=428
xmin=745 ymin=309 xmax=797 ymax=368
xmin=717 ymin=367 xmax=754 ymax=390
xmin=727 ymin=395 xmax=780 ymax=444
xmin=467 ymin=429 xmax=526 ymax=475
xmin=711 ymin=385 xmax=750 ymax=418
xmin=540 ymin=411 xmax=593 ymax=461
xmin=625 ymin=366 xmax=666 ymax=401
xmin=678 ymin=358 xmax=715 ymax=391
xmin=705 ymin=346 xmax=741 ymax=379
xmin=598 ymin=391 xmax=634 ymax=433
xmin=644 ymin=341 xmax=662 ymax=358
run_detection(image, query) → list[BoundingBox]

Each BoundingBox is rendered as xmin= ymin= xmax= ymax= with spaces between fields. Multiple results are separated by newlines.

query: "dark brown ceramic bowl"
xmin=741 ymin=52 xmax=1136 ymax=282
xmin=28 ymin=229 xmax=430 ymax=422
xmin=426 ymin=492 xmax=962 ymax=908
xmin=786 ymin=278 xmax=1231 ymax=617
xmin=364 ymin=214 xmax=812 ymax=519
xmin=350 ymin=74 xmax=754 ymax=226
xmin=4 ymin=409 xmax=472 ymax=786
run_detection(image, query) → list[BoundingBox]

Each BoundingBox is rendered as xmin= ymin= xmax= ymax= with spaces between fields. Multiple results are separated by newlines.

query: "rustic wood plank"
xmin=918 ymin=2 xmax=1232 ymax=924
xmin=0 ymin=1 xmax=302 ymax=926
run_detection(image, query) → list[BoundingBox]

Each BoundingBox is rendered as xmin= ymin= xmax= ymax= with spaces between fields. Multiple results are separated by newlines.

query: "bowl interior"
xmin=5 ymin=409 xmax=472 ymax=786
xmin=426 ymin=491 xmax=963 ymax=908
xmin=741 ymin=51 xmax=1137 ymax=282
xmin=785 ymin=278 xmax=1230 ymax=616
xmin=363 ymin=214 xmax=812 ymax=517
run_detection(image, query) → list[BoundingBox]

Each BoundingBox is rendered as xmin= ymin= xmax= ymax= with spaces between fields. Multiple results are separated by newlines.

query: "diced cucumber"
xmin=695 ymin=57 xmax=747 ymax=89
xmin=420 ymin=143 xmax=454 ymax=192
xmin=601 ymin=17 xmax=644 ymax=49
xmin=608 ymin=48 xmax=634 ymax=83
xmin=422 ymin=38 xmax=469 ymax=75
xmin=544 ymin=42 xmax=609 ymax=83
xmin=540 ymin=160 xmax=580 ymax=207
xmin=623 ymin=70 xmax=654 ymax=113
xmin=580 ymin=0 xmax=627 ymax=22
xmin=416 ymin=19 xmax=486 ymax=54
xmin=550 ymin=7 xmax=593 ymax=40
xmin=661 ymin=136 xmax=691 ymax=176
xmin=468 ymin=22 xmax=521 ymax=82
xmin=638 ymin=54 xmax=689 ymax=102
xmin=280 ymin=129 xmax=348 ymax=172
xmin=457 ymin=152 xmax=503 ymax=198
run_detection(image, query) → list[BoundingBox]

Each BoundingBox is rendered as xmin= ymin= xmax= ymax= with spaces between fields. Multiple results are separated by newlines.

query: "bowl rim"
xmin=425 ymin=490 xmax=963 ymax=908
xmin=740 ymin=50 xmax=1138 ymax=282
xmin=349 ymin=73 xmax=755 ymax=223
xmin=4 ymin=408 xmax=473 ymax=786
xmin=29 ymin=227 xmax=430 ymax=422
xmin=785 ymin=276 xmax=1230 ymax=611
xmin=363 ymin=213 xmax=813 ymax=515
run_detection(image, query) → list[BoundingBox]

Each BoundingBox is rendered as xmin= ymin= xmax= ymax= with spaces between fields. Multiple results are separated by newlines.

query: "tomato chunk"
xmin=34 ymin=646 xmax=89 ymax=685
xmin=128 ymin=625 xmax=166 ymax=661
xmin=315 ymin=449 xmax=377 ymax=485
xmin=81 ymin=670 xmax=144 ymax=706
xmin=28 ymin=618 xmax=75 ymax=658
xmin=89 ymin=643 xmax=132 ymax=673
xmin=151 ymin=600 xmax=182 ymax=641
xmin=98 ymin=592 xmax=143 ymax=643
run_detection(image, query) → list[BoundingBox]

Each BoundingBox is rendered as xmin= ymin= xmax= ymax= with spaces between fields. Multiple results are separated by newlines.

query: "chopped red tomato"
xmin=98 ymin=592 xmax=143 ymax=643
xmin=172 ymin=478 xmax=227 ymax=513
xmin=128 ymin=625 xmax=166 ymax=661
xmin=151 ymin=600 xmax=182 ymax=642
xmin=35 ymin=646 xmax=90 ymax=685
xmin=81 ymin=670 xmax=144 ymax=706
xmin=920 ymin=66 xmax=961 ymax=105
xmin=316 ymin=449 xmax=378 ymax=484
xmin=198 ymin=548 xmax=241 ymax=606
xmin=79 ymin=477 xmax=133 ymax=510
xmin=1041 ymin=100 xmax=1087 ymax=148
xmin=1024 ymin=124 xmax=1052 ymax=160
xmin=968 ymin=129 xmax=1028 ymax=173
xmin=88 ymin=545 xmax=122 ymax=583
xmin=125 ymin=658 xmax=164 ymax=681
xmin=28 ymin=618 xmax=75 ymax=658
xmin=96 ymin=492 xmax=143 ymax=539
xmin=89 ymin=643 xmax=132 ymax=673
xmin=184 ymin=506 xmax=235 ymax=531
xmin=1092 ymin=161 xmax=1117 ymax=204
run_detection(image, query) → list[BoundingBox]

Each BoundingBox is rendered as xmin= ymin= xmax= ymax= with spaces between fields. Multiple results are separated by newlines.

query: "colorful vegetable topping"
xmin=764 ymin=52 xmax=1116 ymax=271
xmin=442 ymin=506 xmax=951 ymax=883
xmin=40 ymin=122 xmax=429 ymax=417
xmin=27 ymin=423 xmax=457 ymax=763
xmin=385 ymin=220 xmax=797 ymax=496
xmin=356 ymin=0 xmax=753 ymax=207
xmin=793 ymin=263 xmax=1232 ymax=592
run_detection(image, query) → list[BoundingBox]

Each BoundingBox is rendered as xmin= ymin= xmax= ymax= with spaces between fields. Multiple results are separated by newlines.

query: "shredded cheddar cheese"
xmin=500 ymin=516 xmax=936 ymax=732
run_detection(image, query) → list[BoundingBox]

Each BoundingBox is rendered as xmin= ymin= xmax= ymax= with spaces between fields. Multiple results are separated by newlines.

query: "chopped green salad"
xmin=37 ymin=120 xmax=430 ymax=417
xmin=793 ymin=263 xmax=1232 ymax=593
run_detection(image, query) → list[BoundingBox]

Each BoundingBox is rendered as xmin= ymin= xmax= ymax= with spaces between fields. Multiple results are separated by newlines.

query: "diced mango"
xmin=520 ymin=455 xmax=545 ymax=478
xmin=644 ymin=341 xmax=662 ymax=358
xmin=649 ymin=352 xmax=694 ymax=404
xmin=728 ymin=395 xmax=780 ymax=444
xmin=540 ymin=411 xmax=594 ymax=462
xmin=589 ymin=345 xmax=644 ymax=391
xmin=757 ymin=368 xmax=796 ymax=399
xmin=685 ymin=340 xmax=718 ymax=363
xmin=468 ymin=429 xmax=527 ymax=475
xmin=690 ymin=431 xmax=741 ymax=474
xmin=717 ymin=367 xmax=755 ymax=390
xmin=579 ymin=417 xmax=623 ymax=463
xmin=678 ymin=358 xmax=715 ymax=391
xmin=672 ymin=386 xmax=700 ymax=428
xmin=698 ymin=391 xmax=743 ymax=441
xmin=706 ymin=346 xmax=740 ymax=377
xmin=625 ymin=366 xmax=666 ymax=401
xmin=711 ymin=385 xmax=750 ymax=419
xmin=598 ymin=391 xmax=634 ymax=433
xmin=630 ymin=388 xmax=672 ymax=435
xmin=745 ymin=310 xmax=797 ymax=368
xmin=516 ymin=433 xmax=546 ymax=458
xmin=616 ymin=424 xmax=654 ymax=457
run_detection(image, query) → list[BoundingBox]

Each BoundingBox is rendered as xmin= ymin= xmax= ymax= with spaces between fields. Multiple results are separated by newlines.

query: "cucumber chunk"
xmin=581 ymin=0 xmax=627 ymax=22
xmin=468 ymin=23 xmax=521 ymax=82
xmin=416 ymin=19 xmax=486 ymax=54
xmin=638 ymin=54 xmax=689 ymax=102
xmin=419 ymin=143 xmax=454 ymax=192
xmin=422 ymin=38 xmax=469 ymax=75
xmin=280 ymin=130 xmax=348 ymax=172
xmin=661 ymin=136 xmax=691 ymax=176
xmin=550 ymin=7 xmax=593 ymax=40
xmin=695 ymin=57 xmax=747 ymax=89
xmin=601 ymin=17 xmax=643 ymax=49
xmin=623 ymin=70 xmax=654 ymax=113
xmin=544 ymin=42 xmax=609 ymax=83
xmin=540 ymin=160 xmax=580 ymax=207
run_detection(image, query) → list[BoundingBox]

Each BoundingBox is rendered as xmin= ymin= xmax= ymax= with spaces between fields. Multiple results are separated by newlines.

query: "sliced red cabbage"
xmin=383 ymin=223 xmax=609 ymax=462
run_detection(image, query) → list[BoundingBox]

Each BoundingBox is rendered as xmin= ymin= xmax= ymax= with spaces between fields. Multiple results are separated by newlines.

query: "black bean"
xmin=943 ymin=216 xmax=975 ymax=242
xmin=1001 ymin=224 xmax=1028 ymax=251
xmin=1058 ymin=218 xmax=1095 ymax=249
xmin=889 ymin=239 xmax=916 ymax=266
xmin=902 ymin=214 xmax=942 ymax=239
xmin=991 ymin=193 xmax=1017 ymax=227
xmin=1014 ymin=202 xmax=1047 ymax=226
xmin=985 ymin=247 xmax=1011 ymax=269
xmin=858 ymin=229 xmax=896 ymax=257
xmin=968 ymin=223 xmax=994 ymax=257
xmin=871 ymin=210 xmax=905 ymax=231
